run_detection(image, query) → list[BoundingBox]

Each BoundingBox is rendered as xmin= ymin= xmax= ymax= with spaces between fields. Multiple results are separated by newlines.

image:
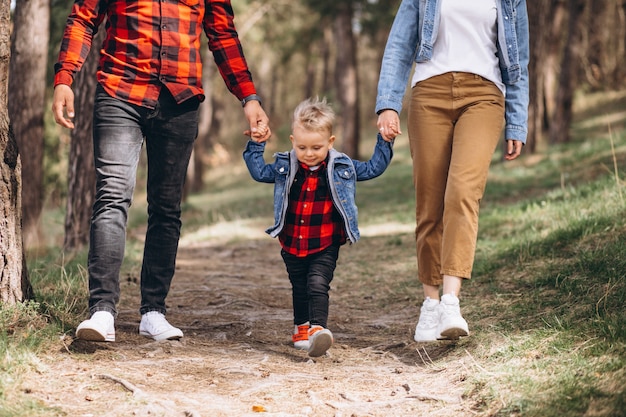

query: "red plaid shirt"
xmin=54 ymin=0 xmax=256 ymax=108
xmin=279 ymin=161 xmax=347 ymax=257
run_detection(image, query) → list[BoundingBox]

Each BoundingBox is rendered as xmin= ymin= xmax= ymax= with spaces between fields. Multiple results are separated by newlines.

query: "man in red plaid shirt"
xmin=52 ymin=0 xmax=270 ymax=343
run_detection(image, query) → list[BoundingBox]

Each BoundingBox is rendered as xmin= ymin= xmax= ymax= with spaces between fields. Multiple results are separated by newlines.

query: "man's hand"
xmin=242 ymin=100 xmax=271 ymax=142
xmin=52 ymin=84 xmax=76 ymax=129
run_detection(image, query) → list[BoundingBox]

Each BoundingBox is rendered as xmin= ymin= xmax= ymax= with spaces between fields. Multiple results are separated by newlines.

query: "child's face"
xmin=290 ymin=124 xmax=335 ymax=167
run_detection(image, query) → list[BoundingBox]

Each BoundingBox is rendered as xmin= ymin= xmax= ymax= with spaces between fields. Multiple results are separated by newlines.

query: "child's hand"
xmin=244 ymin=122 xmax=270 ymax=142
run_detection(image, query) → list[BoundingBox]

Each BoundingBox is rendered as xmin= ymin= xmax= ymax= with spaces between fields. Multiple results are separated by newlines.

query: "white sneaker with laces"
xmin=437 ymin=293 xmax=469 ymax=340
xmin=139 ymin=311 xmax=183 ymax=341
xmin=76 ymin=311 xmax=115 ymax=342
xmin=414 ymin=297 xmax=441 ymax=342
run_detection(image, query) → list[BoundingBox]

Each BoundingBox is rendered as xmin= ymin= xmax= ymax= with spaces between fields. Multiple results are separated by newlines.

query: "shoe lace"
xmin=145 ymin=313 xmax=172 ymax=333
xmin=418 ymin=306 xmax=439 ymax=327
xmin=439 ymin=301 xmax=460 ymax=318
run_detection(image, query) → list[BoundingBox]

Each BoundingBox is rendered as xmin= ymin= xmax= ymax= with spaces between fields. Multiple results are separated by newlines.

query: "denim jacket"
xmin=243 ymin=135 xmax=393 ymax=243
xmin=376 ymin=0 xmax=530 ymax=143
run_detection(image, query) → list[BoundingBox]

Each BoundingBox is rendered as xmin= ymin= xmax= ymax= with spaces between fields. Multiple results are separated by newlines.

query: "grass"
xmin=2 ymin=93 xmax=626 ymax=416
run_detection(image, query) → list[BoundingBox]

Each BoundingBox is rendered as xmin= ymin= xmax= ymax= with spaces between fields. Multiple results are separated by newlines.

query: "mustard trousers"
xmin=408 ymin=72 xmax=505 ymax=286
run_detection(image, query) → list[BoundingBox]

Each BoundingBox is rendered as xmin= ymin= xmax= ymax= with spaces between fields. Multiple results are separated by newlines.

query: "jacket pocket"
xmin=336 ymin=165 xmax=355 ymax=181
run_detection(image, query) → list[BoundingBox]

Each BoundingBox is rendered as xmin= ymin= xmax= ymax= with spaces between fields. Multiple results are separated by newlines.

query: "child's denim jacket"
xmin=376 ymin=0 xmax=529 ymax=142
xmin=243 ymin=134 xmax=393 ymax=244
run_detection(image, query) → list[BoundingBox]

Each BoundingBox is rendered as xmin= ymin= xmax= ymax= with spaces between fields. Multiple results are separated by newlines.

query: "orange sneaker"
xmin=307 ymin=325 xmax=333 ymax=357
xmin=292 ymin=322 xmax=310 ymax=350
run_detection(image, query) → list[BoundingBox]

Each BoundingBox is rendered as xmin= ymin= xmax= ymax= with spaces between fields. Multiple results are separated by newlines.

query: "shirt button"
xmin=162 ymin=24 xmax=167 ymax=29
xmin=298 ymin=235 xmax=303 ymax=239
xmin=300 ymin=220 xmax=304 ymax=224
xmin=303 ymin=204 xmax=307 ymax=208
xmin=306 ymin=187 xmax=311 ymax=191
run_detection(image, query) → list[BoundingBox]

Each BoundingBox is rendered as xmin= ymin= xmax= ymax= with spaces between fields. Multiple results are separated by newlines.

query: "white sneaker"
xmin=414 ymin=297 xmax=440 ymax=342
xmin=76 ymin=311 xmax=115 ymax=342
xmin=139 ymin=311 xmax=183 ymax=341
xmin=437 ymin=293 xmax=469 ymax=340
xmin=307 ymin=326 xmax=333 ymax=357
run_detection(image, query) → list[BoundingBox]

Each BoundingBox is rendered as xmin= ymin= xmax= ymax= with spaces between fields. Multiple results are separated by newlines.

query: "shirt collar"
xmin=299 ymin=159 xmax=327 ymax=172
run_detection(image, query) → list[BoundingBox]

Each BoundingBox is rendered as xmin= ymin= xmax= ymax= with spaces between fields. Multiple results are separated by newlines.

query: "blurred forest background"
xmin=2 ymin=0 xmax=626 ymax=299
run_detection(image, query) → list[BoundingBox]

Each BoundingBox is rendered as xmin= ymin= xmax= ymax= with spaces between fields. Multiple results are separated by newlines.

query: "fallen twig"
xmin=95 ymin=374 xmax=144 ymax=396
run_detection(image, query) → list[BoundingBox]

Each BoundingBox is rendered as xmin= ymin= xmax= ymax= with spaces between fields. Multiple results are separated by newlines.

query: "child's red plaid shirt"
xmin=279 ymin=162 xmax=347 ymax=257
xmin=54 ymin=0 xmax=256 ymax=109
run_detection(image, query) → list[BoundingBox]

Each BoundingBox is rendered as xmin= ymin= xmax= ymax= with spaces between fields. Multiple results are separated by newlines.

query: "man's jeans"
xmin=88 ymin=85 xmax=199 ymax=317
xmin=281 ymin=245 xmax=340 ymax=328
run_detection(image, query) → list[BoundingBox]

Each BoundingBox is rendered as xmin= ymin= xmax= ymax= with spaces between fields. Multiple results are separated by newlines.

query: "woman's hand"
xmin=376 ymin=109 xmax=401 ymax=142
xmin=504 ymin=139 xmax=523 ymax=160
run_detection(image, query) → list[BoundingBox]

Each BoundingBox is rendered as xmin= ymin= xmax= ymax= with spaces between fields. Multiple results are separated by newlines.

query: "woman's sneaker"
xmin=292 ymin=322 xmax=310 ymax=350
xmin=307 ymin=326 xmax=333 ymax=357
xmin=437 ymin=293 xmax=469 ymax=340
xmin=414 ymin=297 xmax=440 ymax=342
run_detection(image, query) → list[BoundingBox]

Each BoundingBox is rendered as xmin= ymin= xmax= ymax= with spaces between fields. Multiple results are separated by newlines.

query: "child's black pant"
xmin=281 ymin=245 xmax=340 ymax=328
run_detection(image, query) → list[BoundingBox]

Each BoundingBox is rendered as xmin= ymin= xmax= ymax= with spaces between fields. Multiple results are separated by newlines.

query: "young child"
xmin=243 ymin=97 xmax=393 ymax=357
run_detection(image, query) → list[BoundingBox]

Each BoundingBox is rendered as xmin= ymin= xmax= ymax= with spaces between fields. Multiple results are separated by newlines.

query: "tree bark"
xmin=63 ymin=28 xmax=104 ymax=251
xmin=1 ymin=0 xmax=31 ymax=304
xmin=184 ymin=47 xmax=214 ymax=199
xmin=550 ymin=0 xmax=586 ymax=144
xmin=333 ymin=2 xmax=360 ymax=158
xmin=543 ymin=0 xmax=567 ymax=126
xmin=8 ymin=0 xmax=49 ymax=249
xmin=525 ymin=0 xmax=550 ymax=153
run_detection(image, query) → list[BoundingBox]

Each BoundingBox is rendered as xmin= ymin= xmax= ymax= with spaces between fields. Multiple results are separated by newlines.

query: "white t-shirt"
xmin=412 ymin=0 xmax=505 ymax=95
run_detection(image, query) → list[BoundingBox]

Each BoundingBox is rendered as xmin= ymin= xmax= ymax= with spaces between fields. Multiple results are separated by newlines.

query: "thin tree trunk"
xmin=526 ymin=0 xmax=549 ymax=153
xmin=63 ymin=28 xmax=104 ymax=251
xmin=322 ymin=26 xmax=332 ymax=97
xmin=184 ymin=48 xmax=214 ymax=199
xmin=8 ymin=0 xmax=49 ymax=249
xmin=1 ymin=0 xmax=31 ymax=303
xmin=550 ymin=0 xmax=586 ymax=144
xmin=543 ymin=0 xmax=567 ymax=126
xmin=333 ymin=2 xmax=360 ymax=158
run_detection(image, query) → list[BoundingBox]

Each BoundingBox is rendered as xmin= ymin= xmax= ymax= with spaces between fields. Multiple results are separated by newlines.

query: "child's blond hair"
xmin=292 ymin=97 xmax=335 ymax=135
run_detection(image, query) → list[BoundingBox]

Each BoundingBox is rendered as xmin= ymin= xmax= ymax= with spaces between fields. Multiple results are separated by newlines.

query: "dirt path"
xmin=25 ymin=234 xmax=477 ymax=416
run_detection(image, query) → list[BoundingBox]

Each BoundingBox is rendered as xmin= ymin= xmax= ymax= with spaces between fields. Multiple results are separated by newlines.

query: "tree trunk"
xmin=63 ymin=28 xmax=104 ymax=251
xmin=322 ymin=26 xmax=332 ymax=95
xmin=550 ymin=0 xmax=586 ymax=144
xmin=1 ymin=0 xmax=31 ymax=304
xmin=184 ymin=47 xmax=214 ymax=199
xmin=8 ymin=0 xmax=49 ymax=249
xmin=333 ymin=2 xmax=360 ymax=158
xmin=525 ymin=0 xmax=550 ymax=153
xmin=543 ymin=0 xmax=567 ymax=126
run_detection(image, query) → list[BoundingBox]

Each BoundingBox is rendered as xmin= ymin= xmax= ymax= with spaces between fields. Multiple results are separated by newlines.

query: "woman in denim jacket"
xmin=375 ymin=0 xmax=529 ymax=342
xmin=244 ymin=97 xmax=393 ymax=357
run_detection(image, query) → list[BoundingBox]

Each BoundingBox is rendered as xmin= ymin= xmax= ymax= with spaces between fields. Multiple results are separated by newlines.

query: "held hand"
xmin=243 ymin=100 xmax=271 ymax=143
xmin=504 ymin=139 xmax=523 ymax=161
xmin=376 ymin=109 xmax=401 ymax=142
xmin=51 ymin=84 xmax=76 ymax=129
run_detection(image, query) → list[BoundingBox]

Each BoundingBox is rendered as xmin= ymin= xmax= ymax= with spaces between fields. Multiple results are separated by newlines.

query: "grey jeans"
xmin=88 ymin=84 xmax=199 ymax=317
